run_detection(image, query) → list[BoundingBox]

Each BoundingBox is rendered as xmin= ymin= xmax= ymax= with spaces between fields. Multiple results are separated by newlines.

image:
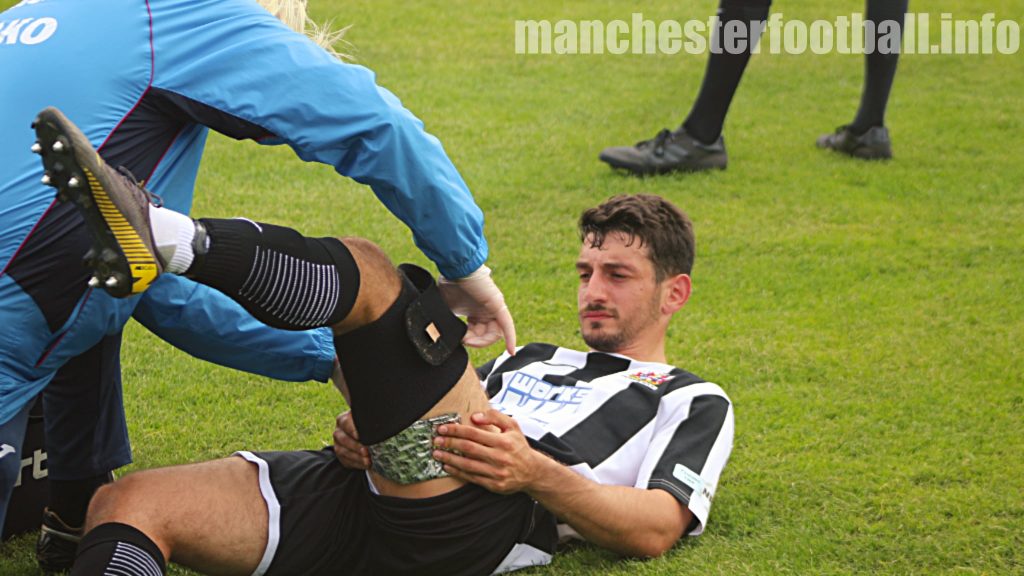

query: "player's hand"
xmin=333 ymin=411 xmax=370 ymax=470
xmin=438 ymin=265 xmax=517 ymax=355
xmin=432 ymin=409 xmax=539 ymax=495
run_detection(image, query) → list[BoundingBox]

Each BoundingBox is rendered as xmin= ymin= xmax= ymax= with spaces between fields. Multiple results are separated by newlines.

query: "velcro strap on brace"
xmin=334 ymin=264 xmax=468 ymax=445
xmin=369 ymin=413 xmax=461 ymax=484
xmin=400 ymin=263 xmax=466 ymax=366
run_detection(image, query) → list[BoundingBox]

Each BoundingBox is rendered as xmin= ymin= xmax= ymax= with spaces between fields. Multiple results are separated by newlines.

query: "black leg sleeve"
xmin=187 ymin=218 xmax=360 ymax=331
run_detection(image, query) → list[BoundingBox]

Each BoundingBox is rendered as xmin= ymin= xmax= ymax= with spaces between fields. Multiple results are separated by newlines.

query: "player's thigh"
xmin=89 ymin=456 xmax=268 ymax=576
xmin=424 ymin=360 xmax=492 ymax=421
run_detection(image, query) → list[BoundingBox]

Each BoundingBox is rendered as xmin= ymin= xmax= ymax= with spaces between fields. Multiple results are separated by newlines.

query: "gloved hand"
xmin=438 ymin=264 xmax=516 ymax=355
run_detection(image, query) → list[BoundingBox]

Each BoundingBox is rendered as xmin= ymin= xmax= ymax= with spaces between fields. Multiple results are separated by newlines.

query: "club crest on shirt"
xmin=625 ymin=371 xmax=673 ymax=389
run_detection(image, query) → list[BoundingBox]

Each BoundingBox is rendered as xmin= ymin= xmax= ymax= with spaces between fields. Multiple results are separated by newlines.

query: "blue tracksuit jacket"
xmin=0 ymin=0 xmax=487 ymax=424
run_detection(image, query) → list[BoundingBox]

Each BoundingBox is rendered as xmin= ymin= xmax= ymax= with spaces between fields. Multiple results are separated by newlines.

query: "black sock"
xmin=70 ymin=522 xmax=165 ymax=576
xmin=185 ymin=218 xmax=360 ymax=331
xmin=49 ymin=472 xmax=113 ymax=528
xmin=682 ymin=0 xmax=772 ymax=144
xmin=849 ymin=0 xmax=909 ymax=133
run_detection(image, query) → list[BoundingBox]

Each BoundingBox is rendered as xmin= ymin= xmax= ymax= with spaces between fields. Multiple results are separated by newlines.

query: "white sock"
xmin=148 ymin=205 xmax=195 ymax=274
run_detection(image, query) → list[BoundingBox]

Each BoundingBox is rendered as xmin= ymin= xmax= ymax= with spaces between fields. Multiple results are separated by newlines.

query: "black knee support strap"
xmin=334 ymin=264 xmax=468 ymax=445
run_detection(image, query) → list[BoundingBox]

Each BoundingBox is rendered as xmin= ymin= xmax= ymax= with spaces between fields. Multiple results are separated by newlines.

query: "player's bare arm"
xmin=434 ymin=409 xmax=692 ymax=558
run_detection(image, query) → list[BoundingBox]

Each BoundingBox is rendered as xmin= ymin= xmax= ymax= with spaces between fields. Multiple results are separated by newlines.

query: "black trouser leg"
xmin=682 ymin=0 xmax=772 ymax=144
xmin=849 ymin=0 xmax=909 ymax=133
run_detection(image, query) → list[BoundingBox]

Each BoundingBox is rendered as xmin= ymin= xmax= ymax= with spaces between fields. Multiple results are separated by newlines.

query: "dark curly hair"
xmin=578 ymin=194 xmax=695 ymax=280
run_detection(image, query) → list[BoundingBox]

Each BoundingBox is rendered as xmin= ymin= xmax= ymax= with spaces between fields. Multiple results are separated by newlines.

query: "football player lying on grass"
xmin=37 ymin=122 xmax=731 ymax=576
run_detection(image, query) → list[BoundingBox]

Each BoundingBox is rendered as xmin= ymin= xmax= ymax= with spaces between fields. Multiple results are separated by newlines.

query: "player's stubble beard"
xmin=580 ymin=290 xmax=662 ymax=354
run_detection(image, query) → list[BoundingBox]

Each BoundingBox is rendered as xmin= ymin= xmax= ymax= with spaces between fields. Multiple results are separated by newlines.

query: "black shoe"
xmin=32 ymin=107 xmax=165 ymax=297
xmin=36 ymin=508 xmax=83 ymax=573
xmin=816 ymin=125 xmax=893 ymax=160
xmin=599 ymin=127 xmax=728 ymax=176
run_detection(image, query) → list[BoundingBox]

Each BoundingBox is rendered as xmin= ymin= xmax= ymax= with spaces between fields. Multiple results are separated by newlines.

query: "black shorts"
xmin=238 ymin=448 xmax=558 ymax=576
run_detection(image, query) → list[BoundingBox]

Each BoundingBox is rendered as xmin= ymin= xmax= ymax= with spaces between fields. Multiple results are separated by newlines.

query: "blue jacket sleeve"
xmin=148 ymin=0 xmax=488 ymax=279
xmin=133 ymin=275 xmax=335 ymax=383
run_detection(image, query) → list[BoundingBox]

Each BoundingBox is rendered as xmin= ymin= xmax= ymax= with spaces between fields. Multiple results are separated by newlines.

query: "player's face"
xmin=576 ymin=232 xmax=665 ymax=354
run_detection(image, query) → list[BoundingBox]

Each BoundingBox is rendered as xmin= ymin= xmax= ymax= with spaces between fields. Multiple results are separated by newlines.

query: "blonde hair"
xmin=255 ymin=0 xmax=352 ymax=60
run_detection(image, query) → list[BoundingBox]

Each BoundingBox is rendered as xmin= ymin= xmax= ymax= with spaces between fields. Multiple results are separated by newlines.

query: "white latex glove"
xmin=438 ymin=265 xmax=516 ymax=355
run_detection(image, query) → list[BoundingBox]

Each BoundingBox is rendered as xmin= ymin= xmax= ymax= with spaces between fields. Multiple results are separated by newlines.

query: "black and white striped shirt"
xmin=479 ymin=343 xmax=734 ymax=538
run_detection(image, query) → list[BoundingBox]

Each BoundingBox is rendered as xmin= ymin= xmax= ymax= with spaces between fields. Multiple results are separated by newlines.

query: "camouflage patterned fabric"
xmin=369 ymin=413 xmax=461 ymax=484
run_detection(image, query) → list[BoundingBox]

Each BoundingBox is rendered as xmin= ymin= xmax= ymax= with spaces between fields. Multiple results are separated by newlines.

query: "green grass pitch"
xmin=2 ymin=0 xmax=1022 ymax=574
